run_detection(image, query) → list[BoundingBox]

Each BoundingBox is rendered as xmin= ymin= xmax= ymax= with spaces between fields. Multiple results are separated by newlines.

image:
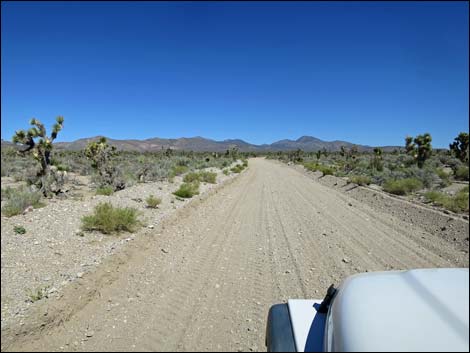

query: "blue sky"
xmin=1 ymin=1 xmax=468 ymax=148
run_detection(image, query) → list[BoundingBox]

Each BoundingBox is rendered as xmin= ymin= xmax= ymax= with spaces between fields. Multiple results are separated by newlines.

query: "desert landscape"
xmin=2 ymin=1 xmax=468 ymax=351
xmin=1 ymin=121 xmax=468 ymax=351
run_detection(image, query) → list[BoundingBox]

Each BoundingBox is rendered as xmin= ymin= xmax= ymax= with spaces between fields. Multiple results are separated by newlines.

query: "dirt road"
xmin=4 ymin=158 xmax=466 ymax=351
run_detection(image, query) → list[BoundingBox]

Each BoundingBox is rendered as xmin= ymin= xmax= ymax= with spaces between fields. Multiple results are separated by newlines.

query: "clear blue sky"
xmin=1 ymin=1 xmax=468 ymax=148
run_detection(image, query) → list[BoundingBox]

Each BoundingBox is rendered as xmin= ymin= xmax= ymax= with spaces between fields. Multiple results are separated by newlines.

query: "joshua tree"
xmin=85 ymin=137 xmax=124 ymax=190
xmin=289 ymin=148 xmax=303 ymax=162
xmin=371 ymin=147 xmax=384 ymax=171
xmin=316 ymin=150 xmax=322 ymax=160
xmin=404 ymin=134 xmax=432 ymax=168
xmin=449 ymin=132 xmax=469 ymax=163
xmin=405 ymin=136 xmax=415 ymax=155
xmin=12 ymin=116 xmax=65 ymax=197
xmin=414 ymin=133 xmax=432 ymax=168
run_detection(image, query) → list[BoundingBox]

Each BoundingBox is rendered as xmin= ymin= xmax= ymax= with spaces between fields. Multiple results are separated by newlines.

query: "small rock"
xmin=85 ymin=331 xmax=94 ymax=337
xmin=148 ymin=225 xmax=154 ymax=229
xmin=161 ymin=248 xmax=169 ymax=254
xmin=348 ymin=202 xmax=353 ymax=207
xmin=34 ymin=241 xmax=40 ymax=245
xmin=76 ymin=272 xmax=84 ymax=278
xmin=23 ymin=206 xmax=34 ymax=214
xmin=285 ymin=270 xmax=291 ymax=274
xmin=441 ymin=226 xmax=447 ymax=231
xmin=342 ymin=258 xmax=350 ymax=264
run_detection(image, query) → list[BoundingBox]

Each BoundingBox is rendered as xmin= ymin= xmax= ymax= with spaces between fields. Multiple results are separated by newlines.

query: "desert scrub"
xmin=14 ymin=226 xmax=26 ymax=234
xmin=230 ymin=164 xmax=245 ymax=173
xmin=383 ymin=178 xmax=423 ymax=195
xmin=454 ymin=166 xmax=469 ymax=181
xmin=318 ymin=165 xmax=335 ymax=176
xmin=81 ymin=202 xmax=140 ymax=234
xmin=303 ymin=162 xmax=319 ymax=172
xmin=171 ymin=165 xmax=189 ymax=176
xmin=173 ymin=181 xmax=200 ymax=198
xmin=424 ymin=188 xmax=469 ymax=213
xmin=27 ymin=286 xmax=49 ymax=302
xmin=183 ymin=172 xmax=201 ymax=183
xmin=146 ymin=195 xmax=161 ymax=208
xmin=95 ymin=186 xmax=114 ymax=196
xmin=1 ymin=187 xmax=45 ymax=217
xmin=348 ymin=175 xmax=372 ymax=186
xmin=436 ymin=168 xmax=451 ymax=186
xmin=222 ymin=169 xmax=230 ymax=176
xmin=199 ymin=171 xmax=217 ymax=184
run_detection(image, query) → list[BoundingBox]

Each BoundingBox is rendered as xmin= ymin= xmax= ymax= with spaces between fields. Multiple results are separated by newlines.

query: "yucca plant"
xmin=12 ymin=116 xmax=65 ymax=197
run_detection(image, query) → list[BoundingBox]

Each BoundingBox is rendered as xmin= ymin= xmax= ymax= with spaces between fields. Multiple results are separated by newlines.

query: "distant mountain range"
xmin=1 ymin=136 xmax=402 ymax=153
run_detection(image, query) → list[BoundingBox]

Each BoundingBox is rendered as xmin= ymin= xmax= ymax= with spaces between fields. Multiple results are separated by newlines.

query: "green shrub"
xmin=183 ymin=172 xmax=201 ymax=183
xmin=349 ymin=175 xmax=372 ymax=186
xmin=1 ymin=187 xmax=16 ymax=201
xmin=383 ymin=178 xmax=423 ymax=195
xmin=318 ymin=165 xmax=335 ymax=176
xmin=14 ymin=226 xmax=26 ymax=234
xmin=303 ymin=162 xmax=319 ymax=172
xmin=455 ymin=166 xmax=469 ymax=181
xmin=96 ymin=186 xmax=114 ymax=196
xmin=171 ymin=165 xmax=189 ymax=176
xmin=230 ymin=165 xmax=244 ymax=173
xmin=27 ymin=287 xmax=48 ymax=302
xmin=222 ymin=169 xmax=229 ymax=176
xmin=146 ymin=195 xmax=161 ymax=208
xmin=242 ymin=159 xmax=248 ymax=167
xmin=425 ymin=188 xmax=469 ymax=213
xmin=81 ymin=202 xmax=140 ymax=234
xmin=1 ymin=187 xmax=45 ymax=217
xmin=173 ymin=181 xmax=200 ymax=198
xmin=199 ymin=171 xmax=217 ymax=184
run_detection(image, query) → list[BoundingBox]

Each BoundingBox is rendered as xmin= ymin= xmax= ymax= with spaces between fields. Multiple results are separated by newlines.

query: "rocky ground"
xmin=1 ymin=167 xmax=237 ymax=333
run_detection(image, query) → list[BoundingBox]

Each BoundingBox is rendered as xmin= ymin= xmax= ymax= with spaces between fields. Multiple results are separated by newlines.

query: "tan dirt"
xmin=2 ymin=158 xmax=468 ymax=352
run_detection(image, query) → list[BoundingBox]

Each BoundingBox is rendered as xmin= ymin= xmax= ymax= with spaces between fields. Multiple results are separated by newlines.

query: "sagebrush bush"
xmin=171 ymin=165 xmax=189 ymax=177
xmin=1 ymin=187 xmax=45 ymax=217
xmin=230 ymin=164 xmax=245 ymax=173
xmin=383 ymin=178 xmax=423 ymax=195
xmin=183 ymin=172 xmax=200 ymax=183
xmin=81 ymin=202 xmax=140 ymax=234
xmin=146 ymin=195 xmax=161 ymax=208
xmin=173 ymin=181 xmax=200 ymax=198
xmin=349 ymin=175 xmax=372 ymax=186
xmin=455 ymin=166 xmax=469 ymax=181
xmin=96 ymin=186 xmax=114 ymax=196
xmin=199 ymin=171 xmax=217 ymax=184
xmin=303 ymin=162 xmax=319 ymax=172
xmin=425 ymin=188 xmax=469 ymax=213
xmin=318 ymin=165 xmax=335 ymax=176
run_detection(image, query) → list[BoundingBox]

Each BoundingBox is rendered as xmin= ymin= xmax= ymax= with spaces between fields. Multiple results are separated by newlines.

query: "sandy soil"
xmin=2 ymin=158 xmax=468 ymax=351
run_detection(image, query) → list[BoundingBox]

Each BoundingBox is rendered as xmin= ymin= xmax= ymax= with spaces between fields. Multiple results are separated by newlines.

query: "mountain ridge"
xmin=2 ymin=136 xmax=401 ymax=152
